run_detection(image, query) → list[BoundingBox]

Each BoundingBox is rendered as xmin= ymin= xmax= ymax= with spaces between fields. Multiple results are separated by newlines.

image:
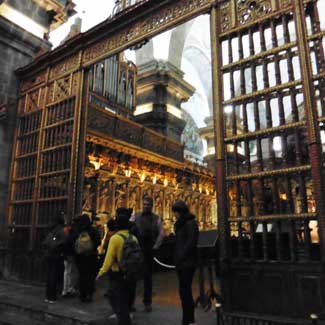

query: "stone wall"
xmin=0 ymin=15 xmax=50 ymax=246
xmin=6 ymin=0 xmax=50 ymax=29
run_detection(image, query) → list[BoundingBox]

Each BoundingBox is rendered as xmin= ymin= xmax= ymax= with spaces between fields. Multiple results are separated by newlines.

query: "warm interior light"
xmin=279 ymin=193 xmax=287 ymax=200
xmin=152 ymin=175 xmax=157 ymax=184
xmin=125 ymin=169 xmax=132 ymax=177
xmin=164 ymin=178 xmax=168 ymax=187
xmin=309 ymin=220 xmax=319 ymax=243
xmin=140 ymin=172 xmax=146 ymax=182
xmin=0 ymin=3 xmax=47 ymax=39
xmin=89 ymin=156 xmax=102 ymax=170
xmin=227 ymin=144 xmax=235 ymax=153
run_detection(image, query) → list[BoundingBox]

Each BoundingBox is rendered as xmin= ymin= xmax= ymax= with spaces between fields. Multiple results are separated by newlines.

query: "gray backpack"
xmin=75 ymin=231 xmax=94 ymax=255
xmin=118 ymin=233 xmax=144 ymax=282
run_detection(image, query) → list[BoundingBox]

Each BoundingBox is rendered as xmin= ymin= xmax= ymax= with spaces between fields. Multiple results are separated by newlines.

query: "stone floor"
xmin=0 ymin=270 xmax=219 ymax=325
xmin=1 ymin=269 xmax=319 ymax=325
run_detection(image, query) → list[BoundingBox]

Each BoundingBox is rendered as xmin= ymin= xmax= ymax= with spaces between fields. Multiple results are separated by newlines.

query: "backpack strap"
xmin=118 ymin=233 xmax=127 ymax=241
xmin=118 ymin=233 xmax=134 ymax=241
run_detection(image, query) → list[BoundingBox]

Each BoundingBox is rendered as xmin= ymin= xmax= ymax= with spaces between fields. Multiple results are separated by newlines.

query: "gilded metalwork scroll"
xmin=82 ymin=0 xmax=213 ymax=66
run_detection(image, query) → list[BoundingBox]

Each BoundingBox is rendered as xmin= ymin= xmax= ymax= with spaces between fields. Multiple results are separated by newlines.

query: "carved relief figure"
xmin=154 ymin=191 xmax=164 ymax=218
xmin=115 ymin=191 xmax=127 ymax=209
xmin=129 ymin=186 xmax=139 ymax=212
xmin=82 ymin=183 xmax=93 ymax=212
xmin=98 ymin=182 xmax=110 ymax=213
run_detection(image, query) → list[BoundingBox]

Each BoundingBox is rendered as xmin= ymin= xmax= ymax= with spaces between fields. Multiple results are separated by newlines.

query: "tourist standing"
xmin=172 ymin=200 xmax=199 ymax=325
xmin=42 ymin=213 xmax=66 ymax=303
xmin=130 ymin=196 xmax=164 ymax=312
xmin=97 ymin=208 xmax=140 ymax=325
xmin=73 ymin=214 xmax=101 ymax=302
xmin=62 ymin=216 xmax=79 ymax=297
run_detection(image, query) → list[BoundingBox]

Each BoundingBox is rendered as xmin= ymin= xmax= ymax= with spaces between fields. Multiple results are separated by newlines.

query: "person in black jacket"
xmin=42 ymin=213 xmax=66 ymax=303
xmin=172 ymin=201 xmax=199 ymax=325
xmin=130 ymin=196 xmax=164 ymax=312
xmin=72 ymin=214 xmax=101 ymax=302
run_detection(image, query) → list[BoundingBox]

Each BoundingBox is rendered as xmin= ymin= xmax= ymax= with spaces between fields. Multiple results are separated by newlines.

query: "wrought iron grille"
xmin=216 ymin=0 xmax=324 ymax=264
xmin=8 ymin=96 xmax=76 ymax=250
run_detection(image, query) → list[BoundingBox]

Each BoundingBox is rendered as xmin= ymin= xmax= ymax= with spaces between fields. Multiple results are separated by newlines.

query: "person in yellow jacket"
xmin=96 ymin=208 xmax=135 ymax=325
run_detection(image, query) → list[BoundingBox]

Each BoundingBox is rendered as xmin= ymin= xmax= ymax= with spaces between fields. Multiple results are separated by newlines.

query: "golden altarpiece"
xmin=4 ymin=0 xmax=325 ymax=322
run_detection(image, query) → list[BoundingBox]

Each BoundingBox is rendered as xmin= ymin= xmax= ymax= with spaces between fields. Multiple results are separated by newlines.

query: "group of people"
xmin=42 ymin=196 xmax=199 ymax=325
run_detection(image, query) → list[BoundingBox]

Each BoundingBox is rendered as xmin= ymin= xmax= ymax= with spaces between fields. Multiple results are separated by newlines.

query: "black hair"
xmin=78 ymin=214 xmax=91 ymax=229
xmin=115 ymin=214 xmax=130 ymax=230
xmin=143 ymin=195 xmax=153 ymax=205
xmin=107 ymin=219 xmax=116 ymax=231
xmin=115 ymin=208 xmax=133 ymax=230
xmin=172 ymin=200 xmax=189 ymax=216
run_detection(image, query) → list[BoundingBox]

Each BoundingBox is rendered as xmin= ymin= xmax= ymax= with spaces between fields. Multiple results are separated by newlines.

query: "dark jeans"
xmin=45 ymin=255 xmax=64 ymax=301
xmin=75 ymin=255 xmax=98 ymax=300
xmin=177 ymin=267 xmax=196 ymax=325
xmin=108 ymin=272 xmax=132 ymax=325
xmin=143 ymin=251 xmax=153 ymax=306
xmin=129 ymin=280 xmax=137 ymax=308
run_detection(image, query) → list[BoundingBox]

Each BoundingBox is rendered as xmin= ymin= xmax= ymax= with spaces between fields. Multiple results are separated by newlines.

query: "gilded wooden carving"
xmin=49 ymin=53 xmax=80 ymax=80
xmin=87 ymin=107 xmax=115 ymax=134
xmin=82 ymin=0 xmax=212 ymax=66
xmin=71 ymin=72 xmax=80 ymax=96
xmin=47 ymin=82 xmax=55 ymax=104
xmin=220 ymin=2 xmax=232 ymax=32
xmin=21 ymin=71 xmax=46 ymax=93
xmin=279 ymin=0 xmax=292 ymax=8
xmin=54 ymin=76 xmax=71 ymax=102
xmin=237 ymin=0 xmax=272 ymax=25
xmin=25 ymin=89 xmax=40 ymax=113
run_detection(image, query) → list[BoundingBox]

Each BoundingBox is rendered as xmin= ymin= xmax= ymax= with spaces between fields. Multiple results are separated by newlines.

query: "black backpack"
xmin=118 ymin=233 xmax=144 ymax=282
xmin=42 ymin=226 xmax=66 ymax=255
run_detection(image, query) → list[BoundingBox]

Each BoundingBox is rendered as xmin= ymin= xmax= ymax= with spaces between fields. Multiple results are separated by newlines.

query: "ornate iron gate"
xmin=6 ymin=62 xmax=84 ymax=280
xmin=211 ymin=0 xmax=325 ymax=319
xmin=5 ymin=0 xmax=325 ymax=319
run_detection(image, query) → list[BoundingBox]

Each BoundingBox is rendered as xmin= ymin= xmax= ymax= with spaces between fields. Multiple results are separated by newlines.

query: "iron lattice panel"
xmin=8 ymin=96 xmax=76 ymax=249
xmin=217 ymin=0 xmax=325 ymax=264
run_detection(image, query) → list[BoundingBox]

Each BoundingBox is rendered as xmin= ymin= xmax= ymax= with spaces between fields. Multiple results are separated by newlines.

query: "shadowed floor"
xmin=0 ymin=269 xmax=219 ymax=325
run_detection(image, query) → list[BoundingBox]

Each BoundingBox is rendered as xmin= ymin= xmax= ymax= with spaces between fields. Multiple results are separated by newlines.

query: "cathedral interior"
xmin=0 ymin=0 xmax=325 ymax=322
